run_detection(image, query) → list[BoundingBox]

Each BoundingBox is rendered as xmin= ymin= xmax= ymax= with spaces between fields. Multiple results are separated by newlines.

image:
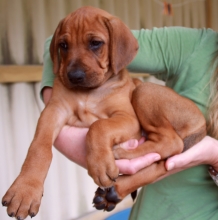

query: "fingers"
xmin=115 ymin=153 xmax=161 ymax=175
xmin=138 ymin=136 xmax=146 ymax=145
xmin=115 ymin=137 xmax=157 ymax=175
xmin=166 ymin=145 xmax=202 ymax=171
xmin=117 ymin=139 xmax=138 ymax=150
xmin=115 ymin=136 xmax=146 ymax=151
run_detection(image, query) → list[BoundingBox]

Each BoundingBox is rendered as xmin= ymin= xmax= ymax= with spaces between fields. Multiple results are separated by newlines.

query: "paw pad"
xmin=93 ymin=186 xmax=121 ymax=212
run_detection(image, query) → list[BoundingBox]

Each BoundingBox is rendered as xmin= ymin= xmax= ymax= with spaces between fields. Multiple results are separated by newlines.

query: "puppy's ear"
xmin=105 ymin=17 xmax=138 ymax=74
xmin=49 ymin=18 xmax=64 ymax=74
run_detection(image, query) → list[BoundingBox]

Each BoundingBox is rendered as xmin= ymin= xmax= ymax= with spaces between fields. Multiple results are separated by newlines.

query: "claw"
xmin=96 ymin=187 xmax=106 ymax=195
xmin=2 ymin=201 xmax=7 ymax=206
xmin=107 ymin=174 xmax=119 ymax=182
xmin=8 ymin=212 xmax=15 ymax=217
xmin=30 ymin=213 xmax=35 ymax=218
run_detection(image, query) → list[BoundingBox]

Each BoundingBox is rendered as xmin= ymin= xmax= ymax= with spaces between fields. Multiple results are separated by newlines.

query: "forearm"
xmin=54 ymin=126 xmax=88 ymax=168
xmin=128 ymin=27 xmax=201 ymax=75
xmin=42 ymin=87 xmax=53 ymax=105
xmin=40 ymin=36 xmax=55 ymax=99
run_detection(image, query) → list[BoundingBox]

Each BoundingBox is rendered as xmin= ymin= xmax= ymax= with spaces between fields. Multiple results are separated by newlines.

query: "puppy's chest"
xmin=68 ymin=97 xmax=109 ymax=127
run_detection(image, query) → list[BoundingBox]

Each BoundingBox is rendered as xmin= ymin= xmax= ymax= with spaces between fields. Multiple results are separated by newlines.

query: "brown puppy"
xmin=2 ymin=6 xmax=206 ymax=218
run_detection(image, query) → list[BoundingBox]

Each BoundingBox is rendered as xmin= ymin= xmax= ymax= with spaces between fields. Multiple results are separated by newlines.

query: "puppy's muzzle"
xmin=67 ymin=69 xmax=85 ymax=85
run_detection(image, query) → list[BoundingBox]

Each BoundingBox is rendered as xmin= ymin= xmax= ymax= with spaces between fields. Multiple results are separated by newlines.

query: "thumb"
xmin=166 ymin=150 xmax=195 ymax=171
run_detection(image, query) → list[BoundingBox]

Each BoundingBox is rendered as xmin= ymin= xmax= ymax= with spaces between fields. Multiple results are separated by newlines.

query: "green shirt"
xmin=41 ymin=27 xmax=218 ymax=220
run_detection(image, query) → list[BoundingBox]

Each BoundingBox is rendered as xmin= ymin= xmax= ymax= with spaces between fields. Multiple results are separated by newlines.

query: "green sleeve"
xmin=40 ymin=36 xmax=55 ymax=99
xmin=128 ymin=27 xmax=204 ymax=81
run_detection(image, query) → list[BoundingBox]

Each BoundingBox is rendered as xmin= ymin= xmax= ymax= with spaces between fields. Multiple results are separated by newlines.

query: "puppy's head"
xmin=50 ymin=6 xmax=138 ymax=90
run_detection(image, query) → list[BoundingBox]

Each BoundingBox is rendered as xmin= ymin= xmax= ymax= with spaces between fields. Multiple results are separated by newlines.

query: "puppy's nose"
xmin=67 ymin=70 xmax=85 ymax=84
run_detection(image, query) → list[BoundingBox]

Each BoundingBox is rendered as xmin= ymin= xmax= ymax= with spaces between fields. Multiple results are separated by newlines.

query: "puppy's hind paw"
xmin=93 ymin=186 xmax=121 ymax=212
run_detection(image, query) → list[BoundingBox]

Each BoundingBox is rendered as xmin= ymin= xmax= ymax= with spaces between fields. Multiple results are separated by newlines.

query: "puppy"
xmin=2 ymin=6 xmax=206 ymax=218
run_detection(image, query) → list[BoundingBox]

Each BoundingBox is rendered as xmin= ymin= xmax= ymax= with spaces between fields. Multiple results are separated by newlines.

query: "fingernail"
xmin=167 ymin=162 xmax=175 ymax=171
xmin=154 ymin=155 xmax=161 ymax=161
xmin=128 ymin=139 xmax=138 ymax=149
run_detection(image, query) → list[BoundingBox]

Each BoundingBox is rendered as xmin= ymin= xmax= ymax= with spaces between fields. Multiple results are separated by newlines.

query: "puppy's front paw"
xmin=93 ymin=187 xmax=122 ymax=212
xmin=87 ymin=153 xmax=119 ymax=187
xmin=2 ymin=176 xmax=43 ymax=219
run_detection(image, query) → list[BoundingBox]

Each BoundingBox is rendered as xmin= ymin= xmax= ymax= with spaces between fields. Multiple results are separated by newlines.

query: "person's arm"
xmin=43 ymin=88 xmax=218 ymax=177
xmin=40 ymin=36 xmax=55 ymax=100
xmin=128 ymin=27 xmax=204 ymax=80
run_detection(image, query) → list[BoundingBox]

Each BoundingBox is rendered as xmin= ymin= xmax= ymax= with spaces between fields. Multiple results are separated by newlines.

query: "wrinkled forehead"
xmin=59 ymin=8 xmax=110 ymax=42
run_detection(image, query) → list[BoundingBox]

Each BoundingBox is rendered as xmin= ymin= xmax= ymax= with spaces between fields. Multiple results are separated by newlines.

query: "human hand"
xmin=116 ymin=136 xmax=218 ymax=181
xmin=114 ymin=137 xmax=161 ymax=174
xmin=54 ymin=128 xmax=218 ymax=180
xmin=166 ymin=136 xmax=218 ymax=170
xmin=154 ymin=136 xmax=218 ymax=181
xmin=54 ymin=128 xmax=161 ymax=174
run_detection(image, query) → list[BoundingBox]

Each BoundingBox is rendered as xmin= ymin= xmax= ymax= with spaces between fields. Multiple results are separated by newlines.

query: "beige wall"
xmin=0 ymin=0 xmax=217 ymax=65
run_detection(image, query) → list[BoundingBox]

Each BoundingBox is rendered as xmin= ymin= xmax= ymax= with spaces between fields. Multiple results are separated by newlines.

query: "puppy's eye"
xmin=59 ymin=42 xmax=68 ymax=50
xmin=90 ymin=40 xmax=104 ymax=50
